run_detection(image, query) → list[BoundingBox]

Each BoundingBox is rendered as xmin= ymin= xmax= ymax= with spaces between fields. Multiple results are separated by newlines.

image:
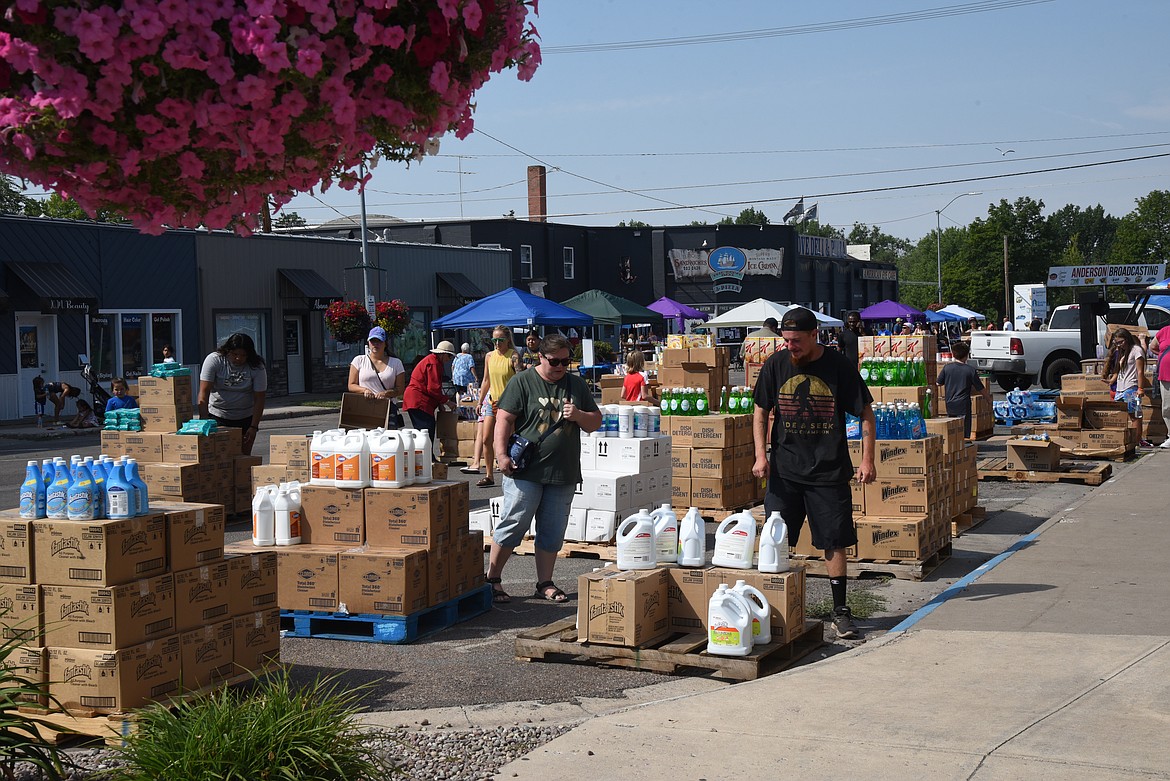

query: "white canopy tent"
xmin=698 ymin=298 xmax=844 ymax=329
xmin=940 ymin=304 xmax=986 ymax=320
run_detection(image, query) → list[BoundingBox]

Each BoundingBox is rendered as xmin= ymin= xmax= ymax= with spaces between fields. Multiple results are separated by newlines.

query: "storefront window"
xmin=392 ymin=311 xmax=430 ymax=367
xmin=214 ymin=312 xmax=267 ymax=357
xmin=324 ymin=332 xmax=362 ymax=368
xmin=152 ymin=313 xmax=176 ymax=363
xmin=89 ymin=315 xmax=115 ymax=381
xmin=121 ymin=314 xmax=146 ymax=379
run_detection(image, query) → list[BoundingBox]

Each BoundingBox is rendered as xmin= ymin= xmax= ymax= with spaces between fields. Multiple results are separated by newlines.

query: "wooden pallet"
xmin=512 ymin=538 xmax=616 ymax=559
xmin=20 ymin=663 xmax=283 ymax=747
xmin=951 ymin=505 xmax=988 ymax=537
xmin=515 ymin=617 xmax=824 ymax=682
xmin=280 ymin=585 xmax=491 ymax=643
xmin=976 ymin=457 xmax=1113 ymax=486
xmin=792 ymin=543 xmax=951 ymax=581
xmin=968 ymin=427 xmax=995 ymax=442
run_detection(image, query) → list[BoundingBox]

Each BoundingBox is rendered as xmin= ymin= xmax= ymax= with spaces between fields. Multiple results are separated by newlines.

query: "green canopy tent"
xmin=559 ymin=289 xmax=665 ymax=328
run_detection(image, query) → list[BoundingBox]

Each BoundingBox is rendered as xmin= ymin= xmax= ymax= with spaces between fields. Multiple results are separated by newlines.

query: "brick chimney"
xmin=527 ymin=165 xmax=547 ymax=223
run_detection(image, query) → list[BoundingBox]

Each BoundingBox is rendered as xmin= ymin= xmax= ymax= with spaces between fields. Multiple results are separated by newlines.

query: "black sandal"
xmin=534 ymin=580 xmax=569 ymax=603
xmin=486 ymin=576 xmax=510 ymax=604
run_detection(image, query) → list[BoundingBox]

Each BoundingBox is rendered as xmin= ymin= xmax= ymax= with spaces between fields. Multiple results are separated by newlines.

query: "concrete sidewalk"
xmin=495 ymin=451 xmax=1170 ymax=780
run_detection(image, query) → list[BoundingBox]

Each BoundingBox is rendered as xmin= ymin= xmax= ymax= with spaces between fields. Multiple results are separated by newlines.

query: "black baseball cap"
xmin=780 ymin=307 xmax=818 ymax=332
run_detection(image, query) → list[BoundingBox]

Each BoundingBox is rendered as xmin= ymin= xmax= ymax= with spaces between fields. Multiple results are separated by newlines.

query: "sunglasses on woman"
xmin=492 ymin=337 xmax=508 ymax=343
xmin=543 ymin=355 xmax=571 ymax=367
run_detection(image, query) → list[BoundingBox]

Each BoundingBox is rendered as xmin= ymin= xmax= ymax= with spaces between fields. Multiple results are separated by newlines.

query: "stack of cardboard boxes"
xmin=0 ymin=502 xmax=279 ymax=714
xmin=658 ymin=346 xmax=731 ymax=413
xmin=274 ymin=480 xmax=484 ymax=615
xmin=563 ymin=435 xmax=673 ymax=542
xmin=801 ymin=424 xmax=974 ymax=565
xmin=668 ymin=414 xmax=761 ymax=510
xmin=1025 ymin=386 xmax=1140 ymax=459
xmin=576 ymin=563 xmax=806 ymax=649
xmin=251 ymin=434 xmax=310 ymax=492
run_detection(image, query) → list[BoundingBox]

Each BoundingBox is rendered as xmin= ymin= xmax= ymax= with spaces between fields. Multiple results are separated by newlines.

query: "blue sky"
xmin=287 ymin=1 xmax=1168 ymax=240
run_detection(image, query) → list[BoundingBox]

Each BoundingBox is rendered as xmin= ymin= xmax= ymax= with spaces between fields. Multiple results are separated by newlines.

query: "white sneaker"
xmin=1160 ymin=439 xmax=1170 ymax=449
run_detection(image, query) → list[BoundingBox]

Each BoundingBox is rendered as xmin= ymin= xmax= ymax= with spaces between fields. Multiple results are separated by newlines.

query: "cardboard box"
xmin=161 ymin=433 xmax=217 ymax=464
xmin=1083 ymin=401 xmax=1131 ymax=430
xmin=688 ymin=447 xmax=735 ymax=478
xmin=33 ymin=516 xmax=167 ymax=587
xmin=670 ymin=477 xmax=691 ymax=507
xmin=269 ymin=435 xmax=311 ymax=467
xmin=689 ymin=347 xmax=730 ymax=367
xmin=299 ymin=485 xmax=366 ymax=546
xmin=4 ymin=646 xmax=46 ymax=705
xmin=661 ymin=348 xmax=690 ymax=367
xmin=363 ymin=485 xmax=448 ymax=549
xmin=138 ymin=402 xmax=195 ymax=432
xmin=1005 ymin=439 xmax=1062 ymax=471
xmin=232 ymin=609 xmax=280 ymax=671
xmin=153 ymin=502 xmax=225 ymax=571
xmin=688 ymin=415 xmax=747 ymax=449
xmin=793 ymin=528 xmax=857 ymax=559
xmin=234 ymin=455 xmax=263 ymax=484
xmin=850 ymin=482 xmax=865 ymax=514
xmin=873 ymin=436 xmax=943 ymax=477
xmin=594 ymin=436 xmax=669 ymax=474
xmin=864 ymin=478 xmax=939 ymax=517
xmin=136 ymin=374 xmax=194 ymax=405
xmin=450 ymin=532 xmax=486 ymax=596
xmin=0 ymin=583 xmax=40 ymax=644
xmin=225 ymin=551 xmax=278 ymax=616
xmin=173 ymin=562 xmax=231 ymax=633
xmin=577 ymin=472 xmax=634 ymax=512
xmin=666 ymin=566 xmax=711 ymax=632
xmin=41 ymin=574 xmax=175 ymax=649
xmin=924 ymin=417 xmax=965 ymax=454
xmin=276 ymin=545 xmax=339 ymax=611
xmin=705 ymin=567 xmax=806 ymax=643
xmin=855 ymin=518 xmax=932 ymax=560
xmin=441 ymin=480 xmax=471 ymax=536
xmin=0 ymin=517 xmax=33 ymax=584
xmin=114 ymin=432 xmax=164 ymax=463
xmin=576 ymin=567 xmax=670 ymax=647
xmin=428 ymin=543 xmax=451 ymax=605
xmin=180 ymin=620 xmax=234 ymax=690
xmin=48 ymin=636 xmax=181 ymax=713
xmin=881 ymin=386 xmax=928 ymax=407
xmin=690 ymin=475 xmax=737 ymax=509
xmin=338 ymin=548 xmax=427 ymax=615
xmin=251 ymin=464 xmax=310 ymax=491
xmin=139 ymin=462 xmax=204 ymax=497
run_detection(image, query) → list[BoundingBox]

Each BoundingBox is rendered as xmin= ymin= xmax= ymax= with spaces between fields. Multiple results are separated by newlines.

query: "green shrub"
xmin=1 ymin=613 xmax=70 ymax=781
xmin=106 ymin=668 xmax=389 ymax=781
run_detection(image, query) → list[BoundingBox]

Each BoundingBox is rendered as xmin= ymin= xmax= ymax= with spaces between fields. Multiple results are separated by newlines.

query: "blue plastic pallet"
xmin=280 ymin=585 xmax=492 ymax=644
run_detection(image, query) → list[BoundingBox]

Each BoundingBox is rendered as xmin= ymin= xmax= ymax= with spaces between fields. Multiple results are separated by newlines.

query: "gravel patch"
xmin=10 ymin=723 xmax=571 ymax=781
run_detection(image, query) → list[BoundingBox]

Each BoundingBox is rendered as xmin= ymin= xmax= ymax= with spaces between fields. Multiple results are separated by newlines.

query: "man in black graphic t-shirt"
xmin=752 ymin=307 xmax=876 ymax=639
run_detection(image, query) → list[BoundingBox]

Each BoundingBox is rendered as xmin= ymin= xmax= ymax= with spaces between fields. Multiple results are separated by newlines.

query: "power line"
xmin=543 ymin=0 xmax=1053 ymax=54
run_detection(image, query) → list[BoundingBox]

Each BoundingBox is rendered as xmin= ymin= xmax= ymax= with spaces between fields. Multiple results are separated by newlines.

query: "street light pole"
xmin=935 ymin=191 xmax=982 ymax=306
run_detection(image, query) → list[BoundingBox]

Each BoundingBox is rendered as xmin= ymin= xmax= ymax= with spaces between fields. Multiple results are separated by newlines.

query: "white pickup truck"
xmin=969 ymin=302 xmax=1170 ymax=390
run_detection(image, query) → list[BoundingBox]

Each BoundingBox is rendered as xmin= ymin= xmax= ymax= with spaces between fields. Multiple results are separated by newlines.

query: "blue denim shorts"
xmin=492 ymin=478 xmax=575 ymax=552
xmin=1115 ymin=386 xmax=1143 ymax=418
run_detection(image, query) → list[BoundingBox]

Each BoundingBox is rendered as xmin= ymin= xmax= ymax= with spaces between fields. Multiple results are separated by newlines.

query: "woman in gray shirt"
xmin=199 ymin=333 xmax=267 ymax=455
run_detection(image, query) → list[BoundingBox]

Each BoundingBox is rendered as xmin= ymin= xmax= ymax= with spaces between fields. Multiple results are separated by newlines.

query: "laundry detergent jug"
xmin=707 ymin=583 xmax=753 ymax=657
xmin=650 ymin=504 xmax=678 ymax=565
xmin=711 ymin=510 xmax=756 ymax=569
xmin=615 ymin=509 xmax=657 ymax=570
xmin=732 ymin=579 xmax=772 ymax=646
xmin=757 ymin=511 xmax=790 ymax=573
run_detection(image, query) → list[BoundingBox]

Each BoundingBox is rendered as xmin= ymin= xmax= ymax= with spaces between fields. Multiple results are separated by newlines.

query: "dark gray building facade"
xmin=0 ymin=215 xmax=509 ymax=421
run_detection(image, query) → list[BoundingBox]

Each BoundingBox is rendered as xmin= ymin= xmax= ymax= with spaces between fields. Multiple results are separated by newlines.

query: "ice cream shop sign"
xmin=669 ymin=247 xmax=784 ymax=294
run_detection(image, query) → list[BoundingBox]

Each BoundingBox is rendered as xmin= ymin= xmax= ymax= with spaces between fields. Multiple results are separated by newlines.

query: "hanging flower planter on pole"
xmin=0 ymin=1 xmax=541 ymax=234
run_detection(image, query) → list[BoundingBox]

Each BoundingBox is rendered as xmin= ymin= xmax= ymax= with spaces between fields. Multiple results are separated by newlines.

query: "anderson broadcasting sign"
xmin=1046 ymin=264 xmax=1165 ymax=288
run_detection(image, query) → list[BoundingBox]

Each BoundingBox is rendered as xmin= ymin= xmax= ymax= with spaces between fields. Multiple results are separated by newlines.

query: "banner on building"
xmin=1013 ymin=284 xmax=1047 ymax=328
xmin=668 ymin=247 xmax=784 ymax=280
xmin=1046 ymin=264 xmax=1165 ymax=288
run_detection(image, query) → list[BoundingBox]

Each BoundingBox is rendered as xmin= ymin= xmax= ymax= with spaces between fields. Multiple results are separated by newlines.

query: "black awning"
xmin=436 ymin=271 xmax=486 ymax=301
xmin=278 ymin=268 xmax=343 ymax=310
xmin=5 ymin=262 xmax=97 ymax=313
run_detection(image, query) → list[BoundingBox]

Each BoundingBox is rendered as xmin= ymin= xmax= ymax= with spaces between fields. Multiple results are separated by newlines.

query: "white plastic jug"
xmin=677 ymin=507 xmax=706 ymax=567
xmin=605 ymin=404 xmax=620 ymax=437
xmin=757 ymin=511 xmax=790 ymax=573
xmin=274 ymin=488 xmax=302 ymax=546
xmin=334 ymin=432 xmax=371 ymax=488
xmin=617 ymin=405 xmax=633 ymax=438
xmin=707 ymin=583 xmax=753 ymax=657
xmin=615 ymin=509 xmax=657 ymax=570
xmin=650 ymin=504 xmax=678 ymax=565
xmin=633 ymin=405 xmax=649 ymax=438
xmin=252 ymin=486 xmax=276 ymax=546
xmin=732 ymin=579 xmax=772 ymax=646
xmin=398 ymin=429 xmax=417 ymax=487
xmin=310 ymin=430 xmax=339 ymax=486
xmin=712 ymin=510 xmax=757 ymax=569
xmin=414 ymin=429 xmax=433 ymax=484
xmin=369 ymin=432 xmax=407 ymax=488
xmin=649 ymin=407 xmax=661 ymax=436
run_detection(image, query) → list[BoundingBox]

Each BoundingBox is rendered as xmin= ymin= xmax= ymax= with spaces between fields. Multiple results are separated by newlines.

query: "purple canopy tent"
xmin=647 ymin=296 xmax=709 ymax=333
xmin=859 ymin=300 xmax=925 ymax=321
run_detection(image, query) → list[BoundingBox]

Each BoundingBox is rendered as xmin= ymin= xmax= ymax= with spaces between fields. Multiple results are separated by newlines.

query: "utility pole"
xmin=1003 ymin=235 xmax=1010 ymax=325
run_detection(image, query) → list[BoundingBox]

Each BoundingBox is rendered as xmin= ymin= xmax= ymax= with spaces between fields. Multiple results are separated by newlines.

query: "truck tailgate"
xmin=969 ymin=333 xmax=1015 ymax=360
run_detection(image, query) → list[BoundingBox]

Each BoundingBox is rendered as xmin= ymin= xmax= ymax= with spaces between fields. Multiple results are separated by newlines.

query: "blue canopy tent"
xmin=431 ymin=287 xmax=593 ymax=330
xmin=924 ymin=309 xmax=965 ymax=323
